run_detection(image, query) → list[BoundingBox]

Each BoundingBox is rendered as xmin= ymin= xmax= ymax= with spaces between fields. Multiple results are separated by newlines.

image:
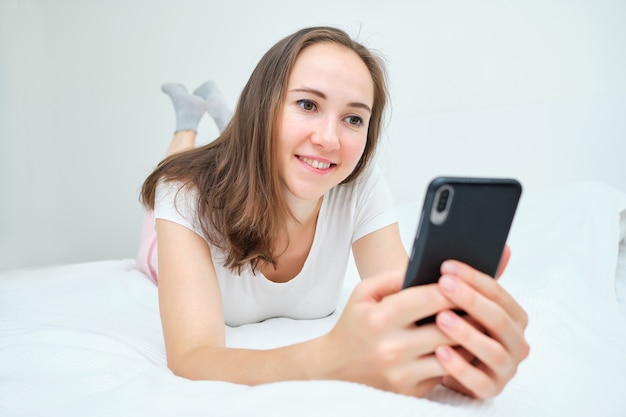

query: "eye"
xmin=297 ymin=99 xmax=317 ymax=112
xmin=345 ymin=115 xmax=363 ymax=127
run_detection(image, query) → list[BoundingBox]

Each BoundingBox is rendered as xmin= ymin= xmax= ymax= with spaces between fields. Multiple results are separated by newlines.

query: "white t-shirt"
xmin=154 ymin=168 xmax=398 ymax=326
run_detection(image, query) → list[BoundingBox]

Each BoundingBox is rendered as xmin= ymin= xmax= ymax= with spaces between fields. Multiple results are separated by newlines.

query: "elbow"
xmin=167 ymin=357 xmax=192 ymax=379
xmin=165 ymin=345 xmax=223 ymax=381
xmin=167 ymin=356 xmax=207 ymax=381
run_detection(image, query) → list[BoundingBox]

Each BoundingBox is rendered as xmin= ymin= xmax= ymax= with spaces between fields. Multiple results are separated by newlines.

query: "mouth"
xmin=297 ymin=155 xmax=336 ymax=171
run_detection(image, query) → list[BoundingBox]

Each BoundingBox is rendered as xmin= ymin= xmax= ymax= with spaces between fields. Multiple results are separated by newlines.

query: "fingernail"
xmin=439 ymin=275 xmax=459 ymax=293
xmin=441 ymin=260 xmax=459 ymax=275
xmin=438 ymin=311 xmax=456 ymax=329
xmin=436 ymin=346 xmax=452 ymax=362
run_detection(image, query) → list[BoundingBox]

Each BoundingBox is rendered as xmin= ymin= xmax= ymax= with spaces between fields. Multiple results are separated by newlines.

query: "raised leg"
xmin=136 ymin=80 xmax=230 ymax=282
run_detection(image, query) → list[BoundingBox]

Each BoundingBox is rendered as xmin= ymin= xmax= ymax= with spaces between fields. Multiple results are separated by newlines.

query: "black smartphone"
xmin=402 ymin=176 xmax=522 ymax=325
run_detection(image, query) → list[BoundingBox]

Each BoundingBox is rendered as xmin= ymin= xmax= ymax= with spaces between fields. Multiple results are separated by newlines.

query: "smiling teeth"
xmin=300 ymin=157 xmax=331 ymax=170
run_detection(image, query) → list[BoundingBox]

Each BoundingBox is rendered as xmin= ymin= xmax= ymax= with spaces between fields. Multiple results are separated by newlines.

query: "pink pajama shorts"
xmin=135 ymin=211 xmax=159 ymax=284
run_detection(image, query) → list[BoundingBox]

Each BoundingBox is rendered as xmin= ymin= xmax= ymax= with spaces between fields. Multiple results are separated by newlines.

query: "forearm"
xmin=166 ymin=273 xmax=461 ymax=398
xmin=168 ymin=336 xmax=332 ymax=385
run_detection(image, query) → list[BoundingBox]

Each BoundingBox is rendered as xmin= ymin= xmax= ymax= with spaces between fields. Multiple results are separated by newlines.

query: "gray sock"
xmin=161 ymin=83 xmax=207 ymax=133
xmin=192 ymin=80 xmax=233 ymax=133
xmin=204 ymin=85 xmax=233 ymax=133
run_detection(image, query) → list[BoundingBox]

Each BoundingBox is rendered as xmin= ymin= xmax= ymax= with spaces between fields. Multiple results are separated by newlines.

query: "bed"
xmin=1 ymin=180 xmax=625 ymax=417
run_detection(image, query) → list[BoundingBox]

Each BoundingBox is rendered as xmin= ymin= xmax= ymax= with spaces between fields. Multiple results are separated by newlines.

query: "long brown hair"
xmin=141 ymin=26 xmax=389 ymax=273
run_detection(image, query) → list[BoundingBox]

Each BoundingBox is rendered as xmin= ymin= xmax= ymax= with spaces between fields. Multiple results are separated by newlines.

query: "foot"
xmin=193 ymin=81 xmax=233 ymax=133
xmin=161 ymin=83 xmax=208 ymax=133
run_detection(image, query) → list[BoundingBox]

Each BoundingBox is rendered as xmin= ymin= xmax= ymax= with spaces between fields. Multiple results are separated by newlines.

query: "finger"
xmin=362 ymin=322 xmax=455 ymax=362
xmin=402 ymin=322 xmax=456 ymax=357
xmin=435 ymin=310 xmax=516 ymax=381
xmin=442 ymin=375 xmax=475 ymax=398
xmin=453 ymin=346 xmax=475 ymax=363
xmin=391 ymin=355 xmax=447 ymax=397
xmin=435 ymin=345 xmax=502 ymax=399
xmin=437 ymin=276 xmax=530 ymax=362
xmin=441 ymin=260 xmax=528 ymax=329
xmin=412 ymin=377 xmax=444 ymax=398
xmin=354 ymin=272 xmax=404 ymax=303
xmin=380 ymin=283 xmax=456 ymax=328
xmin=462 ymin=314 xmax=487 ymax=334
xmin=495 ymin=245 xmax=511 ymax=279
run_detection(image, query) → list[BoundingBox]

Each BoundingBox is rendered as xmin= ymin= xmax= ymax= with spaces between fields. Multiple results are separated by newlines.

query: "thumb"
xmin=353 ymin=271 xmax=404 ymax=303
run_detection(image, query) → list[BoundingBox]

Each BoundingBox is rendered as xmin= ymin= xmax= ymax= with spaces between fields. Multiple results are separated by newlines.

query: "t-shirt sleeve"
xmin=154 ymin=180 xmax=206 ymax=240
xmin=352 ymin=166 xmax=398 ymax=243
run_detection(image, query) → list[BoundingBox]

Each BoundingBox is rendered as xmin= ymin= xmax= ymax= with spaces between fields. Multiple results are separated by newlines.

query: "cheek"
xmin=343 ymin=134 xmax=368 ymax=164
xmin=276 ymin=114 xmax=303 ymax=149
xmin=275 ymin=121 xmax=293 ymax=156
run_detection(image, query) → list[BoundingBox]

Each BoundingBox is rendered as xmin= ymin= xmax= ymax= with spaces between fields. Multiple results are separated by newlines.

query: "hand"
xmin=435 ymin=246 xmax=530 ymax=399
xmin=441 ymin=245 xmax=513 ymax=396
xmin=323 ymin=271 xmax=455 ymax=397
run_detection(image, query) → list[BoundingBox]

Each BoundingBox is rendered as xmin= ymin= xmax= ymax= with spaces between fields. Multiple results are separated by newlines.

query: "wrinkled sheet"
xmin=1 ymin=181 xmax=625 ymax=417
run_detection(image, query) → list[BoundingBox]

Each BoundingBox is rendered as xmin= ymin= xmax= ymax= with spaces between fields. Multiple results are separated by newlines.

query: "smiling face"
xmin=275 ymin=41 xmax=375 ymax=205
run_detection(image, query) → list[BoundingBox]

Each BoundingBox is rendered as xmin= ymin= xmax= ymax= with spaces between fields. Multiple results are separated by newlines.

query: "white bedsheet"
xmin=1 ymin=181 xmax=625 ymax=417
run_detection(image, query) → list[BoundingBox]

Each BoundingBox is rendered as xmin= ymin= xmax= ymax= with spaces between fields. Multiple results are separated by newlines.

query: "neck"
xmin=284 ymin=195 xmax=323 ymax=227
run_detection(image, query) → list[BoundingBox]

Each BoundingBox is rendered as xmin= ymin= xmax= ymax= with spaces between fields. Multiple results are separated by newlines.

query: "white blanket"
xmin=1 ymin=181 xmax=625 ymax=417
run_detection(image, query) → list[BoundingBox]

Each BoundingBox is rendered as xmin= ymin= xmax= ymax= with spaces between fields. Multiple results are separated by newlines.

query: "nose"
xmin=310 ymin=117 xmax=340 ymax=150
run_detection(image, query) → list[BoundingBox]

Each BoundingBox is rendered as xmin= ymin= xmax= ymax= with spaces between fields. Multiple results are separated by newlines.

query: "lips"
xmin=297 ymin=155 xmax=335 ymax=170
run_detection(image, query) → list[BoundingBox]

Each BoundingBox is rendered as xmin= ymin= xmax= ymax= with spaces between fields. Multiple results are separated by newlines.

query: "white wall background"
xmin=1 ymin=0 xmax=625 ymax=270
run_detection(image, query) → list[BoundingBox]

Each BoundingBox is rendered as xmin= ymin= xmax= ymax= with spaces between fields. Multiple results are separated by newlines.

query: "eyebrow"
xmin=289 ymin=87 xmax=372 ymax=113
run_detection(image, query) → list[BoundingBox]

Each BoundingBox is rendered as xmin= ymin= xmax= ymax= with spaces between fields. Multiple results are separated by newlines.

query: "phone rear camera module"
xmin=436 ymin=189 xmax=450 ymax=212
xmin=430 ymin=185 xmax=454 ymax=225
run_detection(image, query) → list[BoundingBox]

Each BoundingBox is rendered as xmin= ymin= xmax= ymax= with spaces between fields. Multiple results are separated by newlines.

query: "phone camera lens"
xmin=437 ymin=189 xmax=450 ymax=212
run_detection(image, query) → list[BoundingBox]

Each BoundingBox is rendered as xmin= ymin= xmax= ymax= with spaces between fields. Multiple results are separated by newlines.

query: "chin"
xmin=284 ymin=182 xmax=333 ymax=202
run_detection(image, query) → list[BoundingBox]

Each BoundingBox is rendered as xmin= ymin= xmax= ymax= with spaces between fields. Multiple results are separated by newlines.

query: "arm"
xmin=351 ymin=222 xmax=409 ymax=280
xmin=156 ymin=219 xmax=458 ymax=396
xmin=156 ymin=218 xmax=329 ymax=383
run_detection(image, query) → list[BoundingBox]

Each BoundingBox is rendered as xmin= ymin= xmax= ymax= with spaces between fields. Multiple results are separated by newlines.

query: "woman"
xmin=138 ymin=26 xmax=529 ymax=399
